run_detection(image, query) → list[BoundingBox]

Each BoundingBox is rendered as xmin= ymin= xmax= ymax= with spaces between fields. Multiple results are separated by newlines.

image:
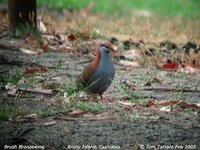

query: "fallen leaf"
xmin=183 ymin=65 xmax=199 ymax=73
xmin=53 ymin=116 xmax=78 ymax=121
xmin=19 ymin=88 xmax=53 ymax=95
xmin=159 ymin=106 xmax=171 ymax=112
xmin=25 ymin=35 xmax=38 ymax=47
xmin=177 ymin=101 xmax=200 ymax=111
xmin=52 ymin=96 xmax=64 ymax=105
xmin=67 ymin=33 xmax=76 ymax=41
xmin=120 ymin=60 xmax=140 ymax=67
xmin=68 ymin=110 xmax=85 ymax=116
xmin=42 ymin=41 xmax=49 ymax=52
xmin=55 ymin=33 xmax=67 ymax=41
xmin=23 ymin=114 xmax=38 ymax=119
xmin=94 ymin=28 xmax=100 ymax=34
xmin=152 ymin=77 xmax=163 ymax=84
xmin=38 ymin=16 xmax=47 ymax=33
xmin=5 ymin=83 xmax=16 ymax=90
xmin=147 ymin=100 xmax=200 ymax=111
xmin=147 ymin=100 xmax=180 ymax=107
xmin=162 ymin=62 xmax=179 ymax=71
xmin=25 ymin=68 xmax=48 ymax=74
xmin=58 ymin=44 xmax=73 ymax=51
xmin=149 ymin=116 xmax=160 ymax=120
xmin=51 ymin=76 xmax=62 ymax=81
xmin=42 ymin=121 xmax=57 ymax=126
xmin=117 ymin=101 xmax=135 ymax=111
xmin=81 ymin=112 xmax=117 ymax=121
xmin=19 ymin=48 xmax=38 ymax=55
xmin=8 ymin=88 xmax=18 ymax=95
xmin=5 ymin=83 xmax=18 ymax=95
xmin=0 ymin=39 xmax=21 ymax=50
xmin=145 ymin=81 xmax=152 ymax=86
xmin=121 ymin=49 xmax=140 ymax=60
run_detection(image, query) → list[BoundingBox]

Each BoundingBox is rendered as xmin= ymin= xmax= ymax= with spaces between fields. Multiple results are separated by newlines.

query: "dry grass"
xmin=41 ymin=11 xmax=200 ymax=44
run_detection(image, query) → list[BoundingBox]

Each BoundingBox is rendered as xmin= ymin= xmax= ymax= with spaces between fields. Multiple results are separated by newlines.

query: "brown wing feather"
xmin=77 ymin=61 xmax=96 ymax=86
xmin=77 ymin=50 xmax=101 ymax=86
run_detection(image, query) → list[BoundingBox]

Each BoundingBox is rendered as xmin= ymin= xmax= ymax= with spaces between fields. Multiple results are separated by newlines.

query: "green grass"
xmin=39 ymin=107 xmax=57 ymax=117
xmin=10 ymin=25 xmax=43 ymax=43
xmin=63 ymin=82 xmax=81 ymax=97
xmin=0 ymin=106 xmax=15 ymax=121
xmin=89 ymin=31 xmax=107 ymax=39
xmin=37 ymin=0 xmax=200 ymax=18
xmin=117 ymin=83 xmax=146 ymax=105
xmin=0 ymin=71 xmax=41 ymax=89
xmin=54 ymin=58 xmax=64 ymax=72
xmin=75 ymin=101 xmax=107 ymax=113
xmin=0 ymin=71 xmax=23 ymax=88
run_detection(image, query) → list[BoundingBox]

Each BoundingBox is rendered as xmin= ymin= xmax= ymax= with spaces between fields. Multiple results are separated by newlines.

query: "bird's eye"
xmin=101 ymin=45 xmax=110 ymax=49
xmin=101 ymin=45 xmax=111 ymax=52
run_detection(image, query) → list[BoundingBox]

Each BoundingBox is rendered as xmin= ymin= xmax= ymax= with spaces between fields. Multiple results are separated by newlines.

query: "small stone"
xmin=160 ymin=40 xmax=177 ymax=49
xmin=138 ymin=40 xmax=145 ymax=45
xmin=166 ymin=58 xmax=172 ymax=63
xmin=186 ymin=41 xmax=197 ymax=49
xmin=110 ymin=37 xmax=118 ymax=44
xmin=145 ymin=48 xmax=156 ymax=56
xmin=82 ymin=47 xmax=89 ymax=55
xmin=123 ymin=40 xmax=131 ymax=50
xmin=119 ymin=55 xmax=126 ymax=60
xmin=177 ymin=58 xmax=182 ymax=64
xmin=183 ymin=47 xmax=190 ymax=55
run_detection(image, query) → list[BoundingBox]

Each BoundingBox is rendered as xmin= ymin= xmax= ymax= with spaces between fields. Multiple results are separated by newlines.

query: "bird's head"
xmin=99 ymin=42 xmax=115 ymax=54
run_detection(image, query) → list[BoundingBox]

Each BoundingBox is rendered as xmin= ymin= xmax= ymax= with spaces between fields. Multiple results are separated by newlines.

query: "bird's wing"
xmin=76 ymin=61 xmax=97 ymax=86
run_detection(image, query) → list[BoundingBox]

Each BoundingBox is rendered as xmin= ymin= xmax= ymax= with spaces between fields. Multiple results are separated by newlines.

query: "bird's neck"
xmin=93 ymin=50 xmax=101 ymax=68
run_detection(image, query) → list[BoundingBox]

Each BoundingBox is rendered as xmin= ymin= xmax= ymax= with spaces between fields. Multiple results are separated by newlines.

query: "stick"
xmin=19 ymin=88 xmax=53 ymax=95
xmin=139 ymin=87 xmax=200 ymax=93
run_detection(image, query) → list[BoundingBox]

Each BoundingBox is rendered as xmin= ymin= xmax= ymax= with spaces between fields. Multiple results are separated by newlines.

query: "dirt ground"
xmin=0 ymin=5 xmax=200 ymax=149
xmin=0 ymin=46 xmax=200 ymax=150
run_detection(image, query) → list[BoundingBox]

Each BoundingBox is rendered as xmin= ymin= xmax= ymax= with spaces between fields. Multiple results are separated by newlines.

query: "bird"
xmin=77 ymin=42 xmax=115 ymax=99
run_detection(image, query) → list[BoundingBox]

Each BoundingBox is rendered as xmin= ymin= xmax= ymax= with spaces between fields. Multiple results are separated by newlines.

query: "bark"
xmin=8 ymin=0 xmax=37 ymax=31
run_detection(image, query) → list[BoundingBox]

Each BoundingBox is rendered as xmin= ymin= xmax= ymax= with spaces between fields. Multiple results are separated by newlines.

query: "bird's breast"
xmin=85 ymin=52 xmax=115 ymax=94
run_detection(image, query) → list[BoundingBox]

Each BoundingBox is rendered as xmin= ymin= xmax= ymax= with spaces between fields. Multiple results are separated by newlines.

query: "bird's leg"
xmin=99 ymin=94 xmax=103 ymax=100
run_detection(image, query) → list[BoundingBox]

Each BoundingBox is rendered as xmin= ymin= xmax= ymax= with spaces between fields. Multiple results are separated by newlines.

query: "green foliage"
xmin=37 ymin=0 xmax=200 ymax=18
xmin=37 ymin=0 xmax=90 ymax=10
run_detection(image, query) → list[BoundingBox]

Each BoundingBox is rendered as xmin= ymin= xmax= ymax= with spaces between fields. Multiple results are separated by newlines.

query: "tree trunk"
xmin=8 ymin=0 xmax=37 ymax=31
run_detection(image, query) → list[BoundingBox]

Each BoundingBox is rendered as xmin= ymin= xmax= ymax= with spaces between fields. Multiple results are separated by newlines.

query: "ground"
xmin=0 ymin=5 xmax=200 ymax=150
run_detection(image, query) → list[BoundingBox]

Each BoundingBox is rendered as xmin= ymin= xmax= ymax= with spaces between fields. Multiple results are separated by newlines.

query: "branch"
xmin=139 ymin=87 xmax=200 ymax=93
xmin=19 ymin=88 xmax=53 ymax=95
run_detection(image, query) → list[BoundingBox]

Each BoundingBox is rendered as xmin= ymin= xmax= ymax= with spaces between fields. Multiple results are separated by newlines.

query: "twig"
xmin=19 ymin=88 xmax=53 ymax=95
xmin=76 ymin=59 xmax=92 ymax=64
xmin=139 ymin=87 xmax=200 ymax=93
xmin=84 ymin=116 xmax=117 ymax=121
xmin=52 ymin=115 xmax=117 ymax=122
xmin=52 ymin=116 xmax=78 ymax=121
